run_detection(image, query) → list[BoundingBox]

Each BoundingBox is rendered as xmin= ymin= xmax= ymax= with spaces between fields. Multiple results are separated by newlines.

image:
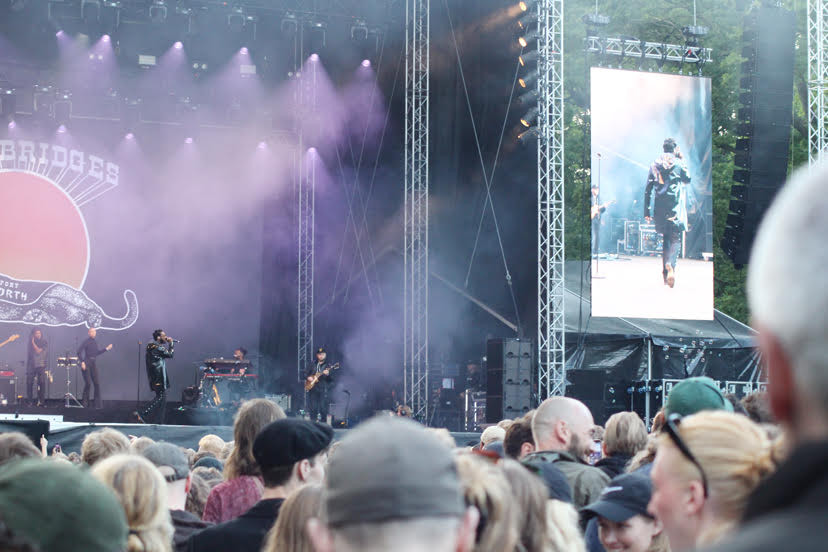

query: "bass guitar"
xmin=0 ymin=334 xmax=20 ymax=349
xmin=304 ymin=363 xmax=340 ymax=392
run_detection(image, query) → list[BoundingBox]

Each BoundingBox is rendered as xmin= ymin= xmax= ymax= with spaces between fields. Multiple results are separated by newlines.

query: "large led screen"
xmin=590 ymin=68 xmax=713 ymax=320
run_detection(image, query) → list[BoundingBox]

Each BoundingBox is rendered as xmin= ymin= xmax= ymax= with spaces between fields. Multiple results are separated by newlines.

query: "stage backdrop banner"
xmin=589 ymin=67 xmax=713 ymax=321
xmin=0 ymin=126 xmax=270 ymax=403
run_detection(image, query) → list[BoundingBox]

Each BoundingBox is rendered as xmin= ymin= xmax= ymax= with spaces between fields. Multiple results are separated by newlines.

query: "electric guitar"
xmin=0 ymin=334 xmax=20 ymax=349
xmin=304 ymin=363 xmax=340 ymax=392
xmin=591 ymin=199 xmax=616 ymax=220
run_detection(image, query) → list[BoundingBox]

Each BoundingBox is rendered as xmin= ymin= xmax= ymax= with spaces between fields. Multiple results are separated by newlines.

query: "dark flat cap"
xmin=142 ymin=442 xmax=189 ymax=480
xmin=253 ymin=418 xmax=334 ymax=471
xmin=325 ymin=416 xmax=465 ymax=527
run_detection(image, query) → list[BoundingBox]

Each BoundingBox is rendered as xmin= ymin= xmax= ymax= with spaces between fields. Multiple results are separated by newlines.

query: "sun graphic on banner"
xmin=0 ymin=170 xmax=90 ymax=289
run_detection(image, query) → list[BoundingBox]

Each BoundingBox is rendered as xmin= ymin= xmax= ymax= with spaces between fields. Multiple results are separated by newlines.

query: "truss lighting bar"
xmin=586 ymin=36 xmax=713 ymax=64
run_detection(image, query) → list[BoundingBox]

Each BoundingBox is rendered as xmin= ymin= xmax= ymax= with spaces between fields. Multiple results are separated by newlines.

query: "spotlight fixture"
xmin=517 ymin=127 xmax=539 ymax=144
xmin=361 ymin=59 xmax=371 ymax=67
xmin=173 ymin=41 xmax=183 ymax=50
xmin=125 ymin=132 xmax=134 ymax=139
xmin=149 ymin=0 xmax=167 ymax=23
xmin=518 ymin=70 xmax=538 ymax=89
xmin=520 ymin=106 xmax=538 ymax=127
xmin=682 ymin=25 xmax=709 ymax=39
xmin=280 ymin=13 xmax=298 ymax=34
xmin=351 ymin=19 xmax=369 ymax=41
xmin=518 ymin=51 xmax=538 ymax=67
xmin=306 ymin=20 xmax=327 ymax=49
xmin=184 ymin=136 xmax=193 ymax=144
xmin=227 ymin=7 xmax=245 ymax=32
xmin=518 ymin=1 xmax=536 ymax=12
xmin=518 ymin=31 xmax=539 ymax=48
xmin=138 ymin=54 xmax=157 ymax=67
xmin=516 ymin=13 xmax=535 ymax=32
xmin=583 ymin=13 xmax=611 ymax=27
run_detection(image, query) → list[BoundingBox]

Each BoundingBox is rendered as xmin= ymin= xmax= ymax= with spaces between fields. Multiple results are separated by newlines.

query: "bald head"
xmin=531 ymin=397 xmax=595 ymax=461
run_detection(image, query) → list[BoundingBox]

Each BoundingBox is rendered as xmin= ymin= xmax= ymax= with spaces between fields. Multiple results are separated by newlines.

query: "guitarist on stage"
xmin=305 ymin=347 xmax=335 ymax=424
xmin=591 ymin=184 xmax=615 ymax=257
xmin=26 ymin=328 xmax=48 ymax=407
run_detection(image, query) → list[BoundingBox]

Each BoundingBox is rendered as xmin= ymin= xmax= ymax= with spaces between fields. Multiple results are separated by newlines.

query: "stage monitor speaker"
xmin=486 ymin=338 xmax=533 ymax=423
xmin=722 ymin=5 xmax=796 ymax=266
xmin=0 ymin=376 xmax=16 ymax=405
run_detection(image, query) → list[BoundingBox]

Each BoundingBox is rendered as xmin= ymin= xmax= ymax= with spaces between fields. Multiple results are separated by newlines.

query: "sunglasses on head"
xmin=663 ymin=413 xmax=709 ymax=498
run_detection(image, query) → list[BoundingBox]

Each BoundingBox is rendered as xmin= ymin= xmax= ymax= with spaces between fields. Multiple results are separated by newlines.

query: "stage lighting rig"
xmin=149 ymin=0 xmax=167 ymax=23
xmin=518 ymin=69 xmax=538 ymax=89
xmin=518 ymin=30 xmax=539 ymax=48
xmin=520 ymin=106 xmax=538 ymax=128
xmin=583 ymin=13 xmax=610 ymax=28
xmin=518 ymin=0 xmax=536 ymax=12
xmin=351 ymin=19 xmax=368 ymax=41
xmin=0 ymin=87 xmax=16 ymax=123
xmin=517 ymin=127 xmax=539 ymax=145
xmin=280 ymin=13 xmax=298 ymax=35
xmin=517 ymin=89 xmax=538 ymax=105
xmin=518 ymin=50 xmax=538 ymax=67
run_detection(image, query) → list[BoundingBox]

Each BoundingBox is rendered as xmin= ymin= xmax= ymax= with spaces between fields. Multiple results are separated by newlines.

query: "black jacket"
xmin=702 ymin=440 xmax=828 ymax=552
xmin=186 ymin=498 xmax=284 ymax=552
xmin=594 ymin=454 xmax=632 ymax=479
xmin=145 ymin=341 xmax=174 ymax=391
xmin=77 ymin=337 xmax=107 ymax=364
xmin=171 ymin=510 xmax=211 ymax=552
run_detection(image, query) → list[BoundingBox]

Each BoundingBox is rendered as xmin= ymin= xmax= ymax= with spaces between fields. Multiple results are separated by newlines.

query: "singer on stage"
xmin=26 ymin=328 xmax=48 ymax=407
xmin=136 ymin=329 xmax=175 ymax=424
xmin=77 ymin=327 xmax=113 ymax=409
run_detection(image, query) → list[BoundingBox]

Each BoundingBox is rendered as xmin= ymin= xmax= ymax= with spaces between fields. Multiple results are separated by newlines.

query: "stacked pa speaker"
xmin=485 ymin=338 xmax=533 ymax=423
xmin=722 ymin=5 xmax=796 ymax=267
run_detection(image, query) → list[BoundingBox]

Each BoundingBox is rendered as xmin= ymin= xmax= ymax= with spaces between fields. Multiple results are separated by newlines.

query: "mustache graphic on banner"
xmin=0 ymin=273 xmax=138 ymax=330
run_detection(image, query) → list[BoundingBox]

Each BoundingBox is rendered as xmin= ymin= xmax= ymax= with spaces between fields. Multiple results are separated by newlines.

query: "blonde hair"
xmin=480 ymin=426 xmax=506 ymax=447
xmin=500 ymin=459 xmax=550 ymax=552
xmin=546 ymin=499 xmax=586 ymax=552
xmin=604 ymin=412 xmax=648 ymax=457
xmin=186 ymin=466 xmax=223 ymax=518
xmin=426 ymin=428 xmax=457 ymax=450
xmin=224 ymin=399 xmax=285 ymax=480
xmin=0 ymin=432 xmax=40 ymax=465
xmin=81 ymin=427 xmax=130 ymax=466
xmin=626 ymin=435 xmax=658 ymax=473
xmin=198 ymin=434 xmax=226 ymax=456
xmin=129 ymin=436 xmax=156 ymax=455
xmin=92 ymin=454 xmax=173 ymax=552
xmin=262 ymin=484 xmax=322 ymax=552
xmin=656 ymin=411 xmax=775 ymax=546
xmin=454 ymin=454 xmax=519 ymax=552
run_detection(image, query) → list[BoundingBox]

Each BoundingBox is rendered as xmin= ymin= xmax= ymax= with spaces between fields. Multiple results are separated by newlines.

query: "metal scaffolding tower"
xmin=808 ymin=0 xmax=828 ymax=165
xmin=536 ymin=0 xmax=566 ymax=399
xmin=297 ymin=62 xmax=317 ymax=387
xmin=404 ymin=0 xmax=430 ymax=421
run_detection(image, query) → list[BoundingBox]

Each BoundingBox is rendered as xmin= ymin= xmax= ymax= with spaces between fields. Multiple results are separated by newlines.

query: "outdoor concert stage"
xmin=591 ymin=256 xmax=715 ymax=320
xmin=0 ymin=403 xmax=482 ymax=454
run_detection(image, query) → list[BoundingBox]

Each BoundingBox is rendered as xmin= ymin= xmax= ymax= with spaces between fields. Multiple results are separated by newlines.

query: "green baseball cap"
xmin=0 ymin=459 xmax=128 ymax=552
xmin=664 ymin=376 xmax=734 ymax=418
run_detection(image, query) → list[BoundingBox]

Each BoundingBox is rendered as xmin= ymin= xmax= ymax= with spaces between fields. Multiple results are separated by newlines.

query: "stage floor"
xmin=591 ymin=256 xmax=714 ymax=320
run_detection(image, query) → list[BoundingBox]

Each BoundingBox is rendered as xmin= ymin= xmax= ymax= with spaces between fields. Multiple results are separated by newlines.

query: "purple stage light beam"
xmin=174 ymin=41 xmax=183 ymax=50
xmin=361 ymin=59 xmax=371 ymax=67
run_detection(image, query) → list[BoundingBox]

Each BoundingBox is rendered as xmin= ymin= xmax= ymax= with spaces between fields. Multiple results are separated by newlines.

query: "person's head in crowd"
xmin=225 ymin=398 xmax=285 ymax=480
xmin=740 ymin=391 xmax=775 ymax=424
xmin=504 ymin=413 xmax=536 ymax=459
xmin=479 ymin=425 xmax=506 ymax=449
xmin=91 ymin=454 xmax=174 ymax=552
xmin=193 ymin=455 xmax=223 ymax=472
xmin=649 ymin=411 xmax=774 ymax=550
xmin=626 ymin=435 xmax=659 ymax=473
xmin=49 ymin=452 xmax=70 ymax=464
xmin=604 ymin=412 xmax=648 ymax=459
xmin=723 ymin=394 xmax=749 ymax=416
xmin=308 ymin=416 xmax=479 ymax=552
xmin=496 ymin=419 xmax=514 ymax=431
xmin=220 ymin=441 xmax=234 ymax=461
xmin=66 ymin=451 xmax=82 ymax=465
xmin=129 ymin=435 xmax=156 ymax=455
xmin=191 ymin=450 xmax=218 ymax=467
xmin=81 ymin=427 xmax=130 ymax=466
xmin=425 ymin=427 xmax=457 ymax=450
xmin=748 ymin=164 xmax=828 ymax=444
xmin=546 ymin=500 xmax=587 ymax=552
xmin=142 ymin=442 xmax=191 ymax=511
xmin=262 ymin=484 xmax=322 ymax=552
xmin=0 ymin=458 xmax=128 ymax=552
xmin=481 ymin=440 xmax=505 ymax=459
xmin=583 ymin=472 xmax=667 ymax=552
xmin=185 ymin=467 xmax=223 ymax=518
xmin=500 ymin=459 xmax=552 ymax=552
xmin=663 ymin=377 xmax=732 ymax=418
xmin=650 ymin=409 xmax=666 ymax=434
xmin=532 ymin=396 xmax=596 ymax=462
xmin=455 ymin=454 xmax=519 ymax=551
xmin=197 ymin=434 xmax=226 ymax=457
xmin=253 ymin=418 xmax=333 ymax=496
xmin=0 ymin=432 xmax=40 ymax=466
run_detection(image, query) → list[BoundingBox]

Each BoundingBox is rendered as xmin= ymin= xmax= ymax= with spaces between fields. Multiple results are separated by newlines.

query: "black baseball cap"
xmin=581 ymin=472 xmax=653 ymax=522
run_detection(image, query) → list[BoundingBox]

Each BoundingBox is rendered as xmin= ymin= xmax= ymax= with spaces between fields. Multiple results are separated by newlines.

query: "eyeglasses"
xmin=663 ymin=413 xmax=709 ymax=498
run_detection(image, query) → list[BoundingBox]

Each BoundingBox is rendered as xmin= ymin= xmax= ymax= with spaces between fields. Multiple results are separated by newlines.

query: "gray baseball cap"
xmin=324 ymin=416 xmax=465 ymax=527
xmin=142 ymin=442 xmax=190 ymax=481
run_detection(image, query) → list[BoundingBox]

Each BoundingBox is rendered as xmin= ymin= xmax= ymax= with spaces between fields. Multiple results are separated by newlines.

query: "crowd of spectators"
xmin=0 ymin=164 xmax=827 ymax=551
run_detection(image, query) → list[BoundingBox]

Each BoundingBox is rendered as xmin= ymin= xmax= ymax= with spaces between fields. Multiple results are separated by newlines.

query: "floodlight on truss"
xmin=517 ymin=126 xmax=539 ymax=144
xmin=519 ymin=50 xmax=539 ymax=67
xmin=520 ymin=106 xmax=538 ymax=127
xmin=518 ymin=0 xmax=536 ymax=12
xmin=518 ymin=70 xmax=538 ymax=88
xmin=517 ymin=89 xmax=538 ymax=104
xmin=518 ymin=30 xmax=539 ymax=48
xmin=149 ymin=0 xmax=166 ymax=23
